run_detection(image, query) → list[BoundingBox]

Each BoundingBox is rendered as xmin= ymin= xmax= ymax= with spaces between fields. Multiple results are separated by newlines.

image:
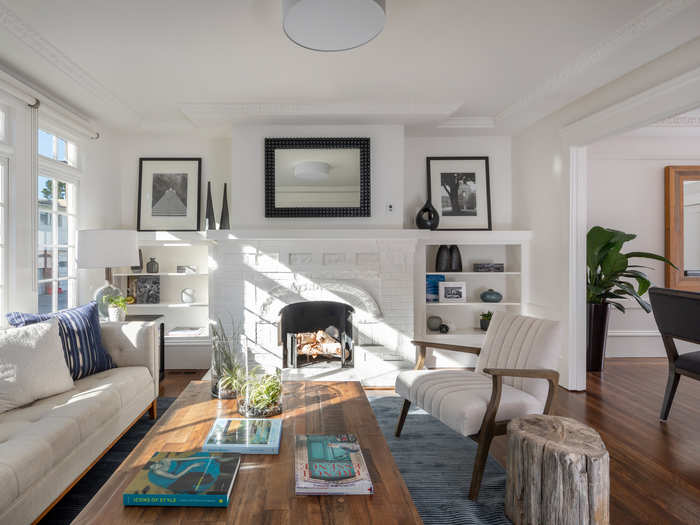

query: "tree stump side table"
xmin=505 ymin=415 xmax=609 ymax=525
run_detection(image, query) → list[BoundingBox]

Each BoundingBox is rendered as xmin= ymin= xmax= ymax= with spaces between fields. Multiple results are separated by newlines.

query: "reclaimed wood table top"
xmin=73 ymin=380 xmax=422 ymax=525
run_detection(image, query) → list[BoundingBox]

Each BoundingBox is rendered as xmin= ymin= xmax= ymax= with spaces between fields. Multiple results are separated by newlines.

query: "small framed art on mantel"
xmin=137 ymin=158 xmax=202 ymax=231
xmin=427 ymin=156 xmax=492 ymax=230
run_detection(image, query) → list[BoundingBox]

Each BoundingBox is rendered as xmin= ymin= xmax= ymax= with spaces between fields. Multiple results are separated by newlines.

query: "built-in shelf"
xmin=426 ymin=302 xmax=521 ymax=306
xmin=426 ymin=272 xmax=520 ymax=276
xmin=127 ymin=302 xmax=208 ymax=308
xmin=113 ymin=272 xmax=208 ymax=277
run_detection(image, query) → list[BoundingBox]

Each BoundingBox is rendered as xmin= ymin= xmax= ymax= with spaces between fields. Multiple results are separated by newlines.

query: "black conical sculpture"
xmin=449 ymin=245 xmax=463 ymax=272
xmin=415 ymin=199 xmax=439 ymax=230
xmin=435 ymin=245 xmax=450 ymax=272
xmin=205 ymin=181 xmax=216 ymax=230
xmin=219 ymin=183 xmax=230 ymax=230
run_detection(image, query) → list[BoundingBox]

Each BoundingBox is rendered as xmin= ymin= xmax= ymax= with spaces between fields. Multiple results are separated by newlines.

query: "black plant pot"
xmin=480 ymin=319 xmax=490 ymax=331
xmin=416 ymin=199 xmax=439 ymax=230
xmin=435 ymin=245 xmax=451 ymax=272
xmin=587 ymin=302 xmax=610 ymax=372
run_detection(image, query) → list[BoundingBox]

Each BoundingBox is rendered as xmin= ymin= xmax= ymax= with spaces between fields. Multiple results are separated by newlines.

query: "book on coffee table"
xmin=203 ymin=418 xmax=282 ymax=454
xmin=123 ymin=451 xmax=240 ymax=507
xmin=295 ymin=433 xmax=374 ymax=495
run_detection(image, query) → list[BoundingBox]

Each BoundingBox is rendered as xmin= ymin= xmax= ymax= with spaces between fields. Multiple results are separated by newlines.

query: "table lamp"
xmin=78 ymin=229 xmax=139 ymax=317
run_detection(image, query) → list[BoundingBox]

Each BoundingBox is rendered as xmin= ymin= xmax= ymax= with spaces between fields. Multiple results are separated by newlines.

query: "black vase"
xmin=449 ymin=245 xmax=462 ymax=272
xmin=435 ymin=245 xmax=450 ymax=272
xmin=205 ymin=181 xmax=216 ymax=231
xmin=415 ymin=199 xmax=439 ymax=230
xmin=219 ymin=183 xmax=230 ymax=230
xmin=587 ymin=303 xmax=610 ymax=372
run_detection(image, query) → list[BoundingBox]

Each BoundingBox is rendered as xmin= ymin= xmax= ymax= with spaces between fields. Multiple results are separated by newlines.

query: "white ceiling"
xmin=1 ymin=0 xmax=700 ymax=135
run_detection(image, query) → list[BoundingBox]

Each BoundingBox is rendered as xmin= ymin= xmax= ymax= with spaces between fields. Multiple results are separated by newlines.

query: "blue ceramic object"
xmin=480 ymin=289 xmax=503 ymax=303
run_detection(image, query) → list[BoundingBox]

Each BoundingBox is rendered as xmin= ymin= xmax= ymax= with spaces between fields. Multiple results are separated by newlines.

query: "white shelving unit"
xmin=112 ymin=235 xmax=214 ymax=369
xmin=415 ymin=231 xmax=532 ymax=367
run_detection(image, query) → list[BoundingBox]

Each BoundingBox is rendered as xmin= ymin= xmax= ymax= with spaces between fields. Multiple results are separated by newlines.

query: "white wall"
xmin=403 ymin=136 xmax=512 ymax=229
xmin=229 ymin=125 xmax=404 ymax=228
xmin=587 ymin=134 xmax=700 ymax=357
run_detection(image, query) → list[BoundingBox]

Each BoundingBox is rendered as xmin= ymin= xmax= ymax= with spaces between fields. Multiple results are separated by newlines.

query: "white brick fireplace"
xmin=209 ymin=232 xmax=417 ymax=386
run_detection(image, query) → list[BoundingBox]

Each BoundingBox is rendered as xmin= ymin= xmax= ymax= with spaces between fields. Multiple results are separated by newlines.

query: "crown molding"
xmin=0 ymin=1 xmax=139 ymax=124
xmin=496 ymin=0 xmax=698 ymax=132
xmin=651 ymin=115 xmax=700 ymax=127
xmin=436 ymin=116 xmax=495 ymax=129
xmin=180 ymin=101 xmax=462 ymax=126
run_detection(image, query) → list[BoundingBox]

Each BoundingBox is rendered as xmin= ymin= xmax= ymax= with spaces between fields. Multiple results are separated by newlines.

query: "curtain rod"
xmin=0 ymin=69 xmax=100 ymax=140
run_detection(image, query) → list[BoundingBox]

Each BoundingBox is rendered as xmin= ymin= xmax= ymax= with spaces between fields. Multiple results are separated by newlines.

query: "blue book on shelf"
xmin=203 ymin=418 xmax=282 ymax=455
xmin=122 ymin=451 xmax=240 ymax=507
xmin=426 ymin=274 xmax=445 ymax=303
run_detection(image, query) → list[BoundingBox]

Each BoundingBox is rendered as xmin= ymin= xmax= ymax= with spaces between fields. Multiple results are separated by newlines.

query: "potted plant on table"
xmin=103 ymin=294 xmax=128 ymax=322
xmin=238 ymin=369 xmax=283 ymax=418
xmin=210 ymin=318 xmax=245 ymax=399
xmin=480 ymin=311 xmax=493 ymax=331
xmin=586 ymin=226 xmax=675 ymax=371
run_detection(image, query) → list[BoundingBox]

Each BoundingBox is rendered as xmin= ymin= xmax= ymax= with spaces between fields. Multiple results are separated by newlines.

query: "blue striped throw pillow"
xmin=6 ymin=301 xmax=115 ymax=380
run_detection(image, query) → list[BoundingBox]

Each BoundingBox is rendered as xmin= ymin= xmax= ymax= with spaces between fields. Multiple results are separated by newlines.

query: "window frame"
xmin=36 ymin=157 xmax=79 ymax=313
xmin=37 ymin=127 xmax=78 ymax=168
xmin=0 ymin=156 xmax=7 ymax=321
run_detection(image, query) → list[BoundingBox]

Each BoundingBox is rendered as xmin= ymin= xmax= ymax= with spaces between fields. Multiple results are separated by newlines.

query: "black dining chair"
xmin=648 ymin=287 xmax=700 ymax=421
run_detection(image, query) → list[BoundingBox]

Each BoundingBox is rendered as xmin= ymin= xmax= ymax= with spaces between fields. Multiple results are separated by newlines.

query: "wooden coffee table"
xmin=73 ymin=380 xmax=422 ymax=524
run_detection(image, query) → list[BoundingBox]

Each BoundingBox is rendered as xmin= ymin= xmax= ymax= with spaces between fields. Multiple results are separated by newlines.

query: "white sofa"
xmin=0 ymin=321 xmax=159 ymax=525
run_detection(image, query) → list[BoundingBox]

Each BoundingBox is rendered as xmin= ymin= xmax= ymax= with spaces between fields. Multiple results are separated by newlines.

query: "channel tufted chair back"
xmin=475 ymin=311 xmax=560 ymax=406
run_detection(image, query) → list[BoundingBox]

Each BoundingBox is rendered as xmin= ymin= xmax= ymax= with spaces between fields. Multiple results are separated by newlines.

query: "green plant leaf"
xmin=607 ymin=301 xmax=626 ymax=313
xmin=625 ymin=252 xmax=678 ymax=270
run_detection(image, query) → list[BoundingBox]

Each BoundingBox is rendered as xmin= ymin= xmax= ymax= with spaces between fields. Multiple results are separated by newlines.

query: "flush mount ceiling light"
xmin=282 ymin=0 xmax=386 ymax=52
xmin=294 ymin=161 xmax=330 ymax=181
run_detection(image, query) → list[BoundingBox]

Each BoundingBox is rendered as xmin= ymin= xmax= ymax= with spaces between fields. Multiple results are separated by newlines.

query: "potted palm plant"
xmin=586 ymin=226 xmax=675 ymax=371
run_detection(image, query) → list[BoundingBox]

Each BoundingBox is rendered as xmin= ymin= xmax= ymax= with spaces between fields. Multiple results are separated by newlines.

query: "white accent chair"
xmin=394 ymin=312 xmax=560 ymax=500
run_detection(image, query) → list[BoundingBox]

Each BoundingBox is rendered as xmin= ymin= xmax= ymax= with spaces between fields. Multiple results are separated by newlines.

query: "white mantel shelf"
xmin=138 ymin=229 xmax=533 ymax=243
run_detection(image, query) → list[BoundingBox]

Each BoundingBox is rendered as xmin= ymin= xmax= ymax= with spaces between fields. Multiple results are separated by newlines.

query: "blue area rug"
xmin=39 ymin=394 xmax=509 ymax=525
xmin=368 ymin=394 xmax=510 ymax=525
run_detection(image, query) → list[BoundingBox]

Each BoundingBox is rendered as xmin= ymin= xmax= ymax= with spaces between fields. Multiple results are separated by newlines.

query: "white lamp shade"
xmin=78 ymin=229 xmax=139 ymax=269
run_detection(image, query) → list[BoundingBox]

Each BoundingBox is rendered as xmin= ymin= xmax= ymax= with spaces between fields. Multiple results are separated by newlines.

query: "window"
xmin=0 ymin=157 xmax=7 ymax=320
xmin=37 ymin=173 xmax=77 ymax=313
xmin=38 ymin=129 xmax=77 ymax=167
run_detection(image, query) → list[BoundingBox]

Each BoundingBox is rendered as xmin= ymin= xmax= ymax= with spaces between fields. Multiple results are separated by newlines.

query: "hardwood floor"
xmin=161 ymin=360 xmax=700 ymax=524
xmin=159 ymin=369 xmax=207 ymax=397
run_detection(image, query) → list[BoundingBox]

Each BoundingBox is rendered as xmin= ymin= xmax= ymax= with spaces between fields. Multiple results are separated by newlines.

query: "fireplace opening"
xmin=280 ymin=301 xmax=354 ymax=368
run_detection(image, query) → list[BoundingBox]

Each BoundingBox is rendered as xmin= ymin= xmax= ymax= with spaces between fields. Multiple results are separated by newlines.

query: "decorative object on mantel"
xmin=137 ymin=158 xmax=201 ymax=232
xmin=282 ymin=0 xmax=386 ymax=52
xmin=425 ymin=274 xmax=445 ymax=303
xmin=586 ymin=226 xmax=675 ymax=371
xmin=219 ymin=182 xmax=230 ymax=230
xmin=130 ymin=249 xmax=144 ymax=274
xmin=426 ymin=156 xmax=492 ymax=230
xmin=415 ymin=199 xmax=439 ymax=230
xmin=205 ymin=180 xmax=216 ymax=230
xmin=480 ymin=311 xmax=493 ymax=331
xmin=473 ymin=262 xmax=504 ymax=272
xmin=480 ymin=289 xmax=502 ymax=303
xmin=439 ymin=281 xmax=466 ymax=303
xmin=146 ymin=257 xmax=159 ymax=274
xmin=176 ymin=265 xmax=198 ymax=274
xmin=180 ymin=288 xmax=196 ymax=304
xmin=435 ymin=245 xmax=450 ymax=272
xmin=449 ymin=245 xmax=463 ymax=272
xmin=506 ymin=415 xmax=609 ymax=525
xmin=426 ymin=315 xmax=442 ymax=331
xmin=265 ymin=137 xmax=370 ymax=218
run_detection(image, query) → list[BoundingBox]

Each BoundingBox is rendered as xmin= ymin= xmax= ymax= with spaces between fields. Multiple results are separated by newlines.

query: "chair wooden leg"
xmin=469 ymin=426 xmax=495 ymax=501
xmin=395 ymin=400 xmax=411 ymax=437
xmin=660 ymin=368 xmax=680 ymax=421
xmin=149 ymin=400 xmax=157 ymax=420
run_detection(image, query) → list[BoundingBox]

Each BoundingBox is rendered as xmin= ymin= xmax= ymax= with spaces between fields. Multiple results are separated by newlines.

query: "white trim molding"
xmin=607 ymin=330 xmax=660 ymax=337
xmin=437 ymin=117 xmax=496 ymax=129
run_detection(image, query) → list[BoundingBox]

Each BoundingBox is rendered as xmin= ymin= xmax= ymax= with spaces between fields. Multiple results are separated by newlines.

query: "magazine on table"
xmin=295 ymin=433 xmax=374 ymax=495
xmin=123 ymin=451 xmax=240 ymax=507
xmin=203 ymin=418 xmax=282 ymax=455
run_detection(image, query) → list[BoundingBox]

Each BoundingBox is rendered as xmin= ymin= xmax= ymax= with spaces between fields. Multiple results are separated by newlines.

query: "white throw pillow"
xmin=0 ymin=319 xmax=74 ymax=413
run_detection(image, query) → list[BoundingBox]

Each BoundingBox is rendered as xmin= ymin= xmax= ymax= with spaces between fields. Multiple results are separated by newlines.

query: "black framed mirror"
xmin=264 ymin=137 xmax=370 ymax=217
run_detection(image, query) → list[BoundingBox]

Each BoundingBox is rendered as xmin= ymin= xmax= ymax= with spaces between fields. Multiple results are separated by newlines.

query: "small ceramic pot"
xmin=107 ymin=305 xmax=126 ymax=322
xmin=480 ymin=289 xmax=503 ymax=303
xmin=480 ymin=319 xmax=490 ymax=331
xmin=427 ymin=316 xmax=443 ymax=331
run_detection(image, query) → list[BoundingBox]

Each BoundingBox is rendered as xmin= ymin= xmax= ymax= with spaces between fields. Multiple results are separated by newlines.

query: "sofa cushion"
xmin=0 ymin=366 xmax=153 ymax=509
xmin=0 ymin=320 xmax=74 ymax=414
xmin=396 ymin=369 xmax=543 ymax=436
xmin=6 ymin=301 xmax=115 ymax=380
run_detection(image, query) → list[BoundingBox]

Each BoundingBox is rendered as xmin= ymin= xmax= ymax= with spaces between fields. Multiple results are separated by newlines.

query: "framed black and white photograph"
xmin=137 ymin=158 xmax=202 ymax=231
xmin=439 ymin=281 xmax=467 ymax=303
xmin=427 ymin=156 xmax=491 ymax=230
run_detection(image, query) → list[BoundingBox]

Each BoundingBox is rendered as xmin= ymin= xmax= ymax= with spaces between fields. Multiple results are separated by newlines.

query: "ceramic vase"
xmin=480 ymin=289 xmax=503 ymax=303
xmin=107 ymin=305 xmax=126 ymax=322
xmin=415 ymin=199 xmax=439 ymax=230
xmin=449 ymin=245 xmax=463 ymax=272
xmin=146 ymin=257 xmax=159 ymax=273
xmin=435 ymin=245 xmax=450 ymax=272
xmin=205 ymin=181 xmax=216 ymax=230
